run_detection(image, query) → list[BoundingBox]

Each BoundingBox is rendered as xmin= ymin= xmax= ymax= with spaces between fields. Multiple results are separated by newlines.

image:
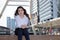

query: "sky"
xmin=0 ymin=1 xmax=30 ymax=27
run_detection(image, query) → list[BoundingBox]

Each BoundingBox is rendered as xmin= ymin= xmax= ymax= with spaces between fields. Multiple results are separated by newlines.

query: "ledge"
xmin=0 ymin=35 xmax=60 ymax=40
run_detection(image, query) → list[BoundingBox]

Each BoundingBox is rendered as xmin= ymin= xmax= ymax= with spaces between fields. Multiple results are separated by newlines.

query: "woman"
xmin=14 ymin=6 xmax=30 ymax=40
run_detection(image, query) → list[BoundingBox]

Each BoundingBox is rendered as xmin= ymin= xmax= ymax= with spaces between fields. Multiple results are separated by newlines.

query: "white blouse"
xmin=15 ymin=15 xmax=29 ymax=28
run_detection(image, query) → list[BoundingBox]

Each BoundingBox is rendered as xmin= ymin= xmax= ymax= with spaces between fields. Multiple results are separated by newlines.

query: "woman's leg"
xmin=23 ymin=28 xmax=30 ymax=40
xmin=17 ymin=28 xmax=22 ymax=40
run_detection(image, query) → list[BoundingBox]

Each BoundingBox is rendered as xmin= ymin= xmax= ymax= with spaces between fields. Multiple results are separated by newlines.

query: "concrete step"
xmin=0 ymin=35 xmax=60 ymax=40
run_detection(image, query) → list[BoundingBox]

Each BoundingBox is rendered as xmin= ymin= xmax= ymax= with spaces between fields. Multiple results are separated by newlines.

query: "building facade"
xmin=7 ymin=17 xmax=15 ymax=31
xmin=30 ymin=0 xmax=60 ymax=24
xmin=38 ymin=0 xmax=60 ymax=22
xmin=30 ymin=0 xmax=60 ymax=35
xmin=30 ymin=0 xmax=38 ymax=24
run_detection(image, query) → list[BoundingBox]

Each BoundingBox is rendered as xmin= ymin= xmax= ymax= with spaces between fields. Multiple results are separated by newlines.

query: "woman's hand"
xmin=21 ymin=24 xmax=27 ymax=29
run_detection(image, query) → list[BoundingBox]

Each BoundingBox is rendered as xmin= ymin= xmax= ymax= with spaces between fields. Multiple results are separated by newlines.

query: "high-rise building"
xmin=7 ymin=17 xmax=15 ymax=31
xmin=30 ymin=0 xmax=38 ymax=24
xmin=7 ymin=17 xmax=11 ymax=28
xmin=30 ymin=0 xmax=60 ymax=23
xmin=57 ymin=0 xmax=60 ymax=17
xmin=38 ymin=0 xmax=60 ymax=22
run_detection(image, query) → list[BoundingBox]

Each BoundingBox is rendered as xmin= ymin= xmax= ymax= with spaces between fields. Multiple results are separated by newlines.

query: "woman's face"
xmin=18 ymin=8 xmax=24 ymax=16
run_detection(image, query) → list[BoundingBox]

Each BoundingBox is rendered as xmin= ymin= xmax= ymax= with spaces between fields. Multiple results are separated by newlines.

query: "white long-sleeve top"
xmin=15 ymin=15 xmax=29 ymax=28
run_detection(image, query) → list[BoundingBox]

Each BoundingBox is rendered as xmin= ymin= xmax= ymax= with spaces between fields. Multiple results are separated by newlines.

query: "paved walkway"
xmin=0 ymin=35 xmax=60 ymax=40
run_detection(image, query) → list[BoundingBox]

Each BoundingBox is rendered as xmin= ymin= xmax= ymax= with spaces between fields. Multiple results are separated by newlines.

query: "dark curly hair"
xmin=14 ymin=6 xmax=30 ymax=20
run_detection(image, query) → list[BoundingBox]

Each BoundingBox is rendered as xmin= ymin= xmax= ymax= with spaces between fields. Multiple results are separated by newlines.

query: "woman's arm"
xmin=21 ymin=16 xmax=31 ymax=29
xmin=21 ymin=24 xmax=27 ymax=29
